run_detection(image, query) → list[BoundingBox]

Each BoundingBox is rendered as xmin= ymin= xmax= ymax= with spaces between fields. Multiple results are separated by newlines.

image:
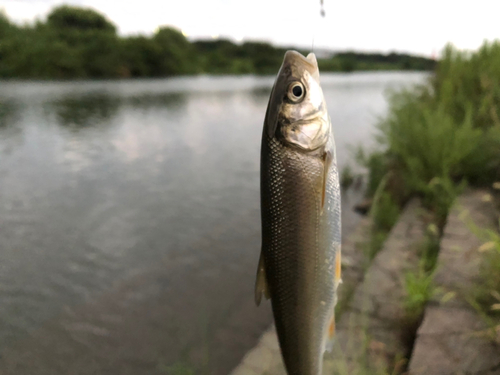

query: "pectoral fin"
xmin=321 ymin=150 xmax=333 ymax=211
xmin=254 ymin=251 xmax=271 ymax=306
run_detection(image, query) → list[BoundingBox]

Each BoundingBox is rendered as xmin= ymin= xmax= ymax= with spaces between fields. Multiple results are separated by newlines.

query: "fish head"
xmin=264 ymin=50 xmax=330 ymax=152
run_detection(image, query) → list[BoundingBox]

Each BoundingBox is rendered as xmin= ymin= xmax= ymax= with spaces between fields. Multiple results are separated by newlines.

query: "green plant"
xmin=380 ymin=96 xmax=482 ymax=185
xmin=372 ymin=191 xmax=400 ymax=233
xmin=354 ymin=148 xmax=388 ymax=198
xmin=403 ymin=267 xmax=436 ymax=323
xmin=419 ymin=224 xmax=441 ymax=272
xmin=340 ymin=164 xmax=355 ymax=190
xmin=357 ymin=41 xmax=500 ymax=228
xmin=434 ymin=42 xmax=500 ymax=130
xmin=364 ymin=176 xmax=400 ymax=261
xmin=424 ymin=176 xmax=465 ymax=227
xmin=403 ymin=224 xmax=440 ymax=325
xmin=157 ymin=362 xmax=196 ymax=375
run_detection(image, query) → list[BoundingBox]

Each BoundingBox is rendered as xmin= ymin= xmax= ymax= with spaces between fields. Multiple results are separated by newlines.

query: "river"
xmin=0 ymin=72 xmax=428 ymax=374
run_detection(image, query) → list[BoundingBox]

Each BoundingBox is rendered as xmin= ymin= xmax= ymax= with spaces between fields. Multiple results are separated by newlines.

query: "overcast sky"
xmin=1 ymin=0 xmax=499 ymax=57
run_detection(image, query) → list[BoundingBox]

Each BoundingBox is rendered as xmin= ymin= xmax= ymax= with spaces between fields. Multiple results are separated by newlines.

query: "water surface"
xmin=0 ymin=72 xmax=428 ymax=374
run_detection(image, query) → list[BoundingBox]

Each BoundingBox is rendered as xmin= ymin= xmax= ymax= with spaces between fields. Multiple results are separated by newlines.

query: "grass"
xmin=356 ymin=41 xmax=500 ymax=224
xmin=465 ymin=208 xmax=500 ymax=337
xmin=354 ymin=148 xmax=389 ymax=199
xmin=158 ymin=362 xmax=196 ymax=375
xmin=340 ymin=164 xmax=355 ymax=190
xmin=363 ymin=175 xmax=400 ymax=262
xmin=376 ymin=90 xmax=482 ymax=224
xmin=398 ymin=221 xmax=441 ymax=361
xmin=403 ymin=262 xmax=436 ymax=324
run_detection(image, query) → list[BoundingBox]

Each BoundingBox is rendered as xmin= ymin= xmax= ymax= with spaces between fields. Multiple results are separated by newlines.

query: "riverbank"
xmin=229 ymin=189 xmax=500 ymax=375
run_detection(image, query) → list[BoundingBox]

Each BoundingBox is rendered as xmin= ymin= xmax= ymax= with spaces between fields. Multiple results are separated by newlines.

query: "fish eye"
xmin=288 ymin=82 xmax=305 ymax=102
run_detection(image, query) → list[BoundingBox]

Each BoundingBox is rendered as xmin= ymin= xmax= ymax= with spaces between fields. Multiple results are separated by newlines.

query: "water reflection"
xmin=250 ymin=86 xmax=272 ymax=99
xmin=51 ymin=93 xmax=121 ymax=129
xmin=0 ymin=99 xmax=20 ymax=128
xmin=126 ymin=92 xmax=187 ymax=110
xmin=0 ymin=100 xmax=24 ymax=156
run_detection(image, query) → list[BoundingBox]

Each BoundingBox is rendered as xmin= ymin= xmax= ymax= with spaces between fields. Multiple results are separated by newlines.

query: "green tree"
xmin=153 ymin=27 xmax=196 ymax=75
xmin=47 ymin=5 xmax=116 ymax=33
xmin=120 ymin=36 xmax=162 ymax=77
xmin=45 ymin=5 xmax=120 ymax=78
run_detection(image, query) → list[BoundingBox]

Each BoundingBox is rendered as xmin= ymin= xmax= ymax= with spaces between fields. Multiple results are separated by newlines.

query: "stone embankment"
xmin=326 ymin=199 xmax=425 ymax=373
xmin=230 ymin=190 xmax=500 ymax=375
xmin=409 ymin=190 xmax=500 ymax=375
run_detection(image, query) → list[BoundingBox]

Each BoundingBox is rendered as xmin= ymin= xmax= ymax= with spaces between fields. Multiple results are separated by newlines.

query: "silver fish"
xmin=255 ymin=50 xmax=341 ymax=375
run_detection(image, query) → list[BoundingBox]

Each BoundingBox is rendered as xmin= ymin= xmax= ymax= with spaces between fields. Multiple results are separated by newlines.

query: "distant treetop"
xmin=47 ymin=5 xmax=116 ymax=33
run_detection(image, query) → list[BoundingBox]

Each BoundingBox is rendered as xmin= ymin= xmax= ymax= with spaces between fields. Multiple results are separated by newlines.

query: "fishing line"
xmin=312 ymin=0 xmax=326 ymax=53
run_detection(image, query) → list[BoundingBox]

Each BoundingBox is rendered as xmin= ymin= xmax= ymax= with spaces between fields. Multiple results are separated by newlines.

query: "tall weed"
xmin=365 ymin=176 xmax=400 ymax=260
xmin=360 ymin=41 xmax=500 ymax=218
xmin=435 ymin=42 xmax=500 ymax=130
xmin=379 ymin=94 xmax=482 ymax=188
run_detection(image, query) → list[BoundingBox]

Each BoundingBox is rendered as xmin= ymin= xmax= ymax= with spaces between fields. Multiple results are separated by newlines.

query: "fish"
xmin=255 ymin=50 xmax=341 ymax=375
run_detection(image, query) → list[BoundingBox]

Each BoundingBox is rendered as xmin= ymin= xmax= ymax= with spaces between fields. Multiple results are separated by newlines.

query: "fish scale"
xmin=256 ymin=50 xmax=341 ymax=375
xmin=262 ymin=136 xmax=334 ymax=374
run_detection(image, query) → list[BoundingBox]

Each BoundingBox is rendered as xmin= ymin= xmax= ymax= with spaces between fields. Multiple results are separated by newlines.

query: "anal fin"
xmin=254 ymin=251 xmax=271 ymax=306
xmin=335 ymin=249 xmax=342 ymax=288
xmin=323 ymin=248 xmax=342 ymax=353
xmin=324 ymin=312 xmax=336 ymax=353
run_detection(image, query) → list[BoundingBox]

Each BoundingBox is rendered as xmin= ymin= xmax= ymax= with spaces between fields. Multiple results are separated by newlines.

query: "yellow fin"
xmin=334 ymin=249 xmax=342 ymax=287
xmin=324 ymin=312 xmax=336 ymax=353
xmin=254 ymin=251 xmax=270 ymax=306
xmin=325 ymin=250 xmax=341 ymax=353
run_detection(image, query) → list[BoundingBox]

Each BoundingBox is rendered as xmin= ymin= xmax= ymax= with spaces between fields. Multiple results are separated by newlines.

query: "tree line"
xmin=0 ymin=5 xmax=436 ymax=79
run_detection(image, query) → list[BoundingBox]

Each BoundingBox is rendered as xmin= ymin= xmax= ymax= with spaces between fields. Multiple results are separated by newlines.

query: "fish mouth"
xmin=283 ymin=51 xmax=318 ymax=68
xmin=282 ymin=51 xmax=320 ymax=83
